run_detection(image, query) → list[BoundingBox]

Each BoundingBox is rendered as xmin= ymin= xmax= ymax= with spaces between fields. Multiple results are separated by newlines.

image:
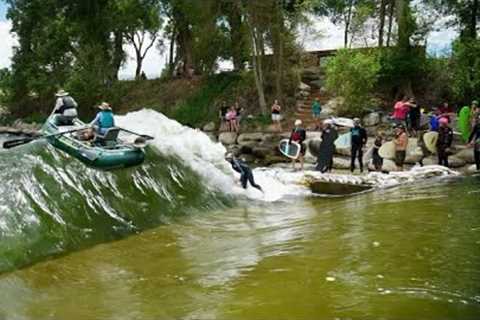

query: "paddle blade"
xmin=2 ymin=137 xmax=35 ymax=149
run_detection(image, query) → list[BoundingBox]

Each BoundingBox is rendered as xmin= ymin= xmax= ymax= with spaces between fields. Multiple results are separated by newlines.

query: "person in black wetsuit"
xmin=436 ymin=117 xmax=453 ymax=167
xmin=468 ymin=115 xmax=480 ymax=171
xmin=350 ymin=118 xmax=368 ymax=173
xmin=226 ymin=153 xmax=263 ymax=192
xmin=371 ymin=132 xmax=383 ymax=171
xmin=316 ymin=119 xmax=338 ymax=173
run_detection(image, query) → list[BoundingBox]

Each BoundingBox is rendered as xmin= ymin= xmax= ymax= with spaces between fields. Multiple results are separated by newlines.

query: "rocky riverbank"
xmin=203 ymin=112 xmax=478 ymax=174
xmin=0 ymin=120 xmax=41 ymax=137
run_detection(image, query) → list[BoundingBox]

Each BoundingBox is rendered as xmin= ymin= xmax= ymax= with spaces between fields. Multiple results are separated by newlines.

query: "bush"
xmin=325 ymin=49 xmax=381 ymax=116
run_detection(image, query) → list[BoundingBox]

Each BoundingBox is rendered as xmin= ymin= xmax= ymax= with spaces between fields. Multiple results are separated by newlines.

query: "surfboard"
xmin=458 ymin=106 xmax=471 ymax=142
xmin=334 ymin=132 xmax=351 ymax=149
xmin=423 ymin=131 xmax=438 ymax=154
xmin=331 ymin=117 xmax=355 ymax=128
xmin=378 ymin=141 xmax=396 ymax=159
xmin=279 ymin=139 xmax=301 ymax=159
xmin=363 ymin=145 xmax=374 ymax=163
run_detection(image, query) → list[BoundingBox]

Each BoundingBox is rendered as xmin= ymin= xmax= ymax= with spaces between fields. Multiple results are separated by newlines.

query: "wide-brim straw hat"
xmin=55 ymin=89 xmax=69 ymax=97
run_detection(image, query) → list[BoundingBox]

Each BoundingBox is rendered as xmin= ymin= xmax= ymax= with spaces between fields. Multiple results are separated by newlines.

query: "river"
xmin=0 ymin=110 xmax=479 ymax=319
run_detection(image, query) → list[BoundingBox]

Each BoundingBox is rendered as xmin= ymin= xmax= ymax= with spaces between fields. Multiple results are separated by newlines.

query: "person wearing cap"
xmin=53 ymin=89 xmax=78 ymax=126
xmin=393 ymin=124 xmax=408 ymax=171
xmin=289 ymin=119 xmax=307 ymax=170
xmin=90 ymin=102 xmax=115 ymax=135
xmin=350 ymin=118 xmax=367 ymax=173
xmin=225 ymin=153 xmax=263 ymax=192
xmin=467 ymin=114 xmax=480 ymax=171
xmin=436 ymin=117 xmax=453 ymax=167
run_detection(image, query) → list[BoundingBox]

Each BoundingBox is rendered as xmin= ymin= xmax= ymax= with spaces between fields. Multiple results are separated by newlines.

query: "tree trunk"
xmin=227 ymin=10 xmax=246 ymax=71
xmin=378 ymin=0 xmax=387 ymax=47
xmin=111 ymin=30 xmax=124 ymax=81
xmin=396 ymin=0 xmax=410 ymax=49
xmin=168 ymin=25 xmax=176 ymax=77
xmin=386 ymin=0 xmax=395 ymax=47
xmin=272 ymin=2 xmax=285 ymax=102
xmin=135 ymin=49 xmax=143 ymax=79
xmin=344 ymin=0 xmax=354 ymax=48
xmin=471 ymin=0 xmax=478 ymax=39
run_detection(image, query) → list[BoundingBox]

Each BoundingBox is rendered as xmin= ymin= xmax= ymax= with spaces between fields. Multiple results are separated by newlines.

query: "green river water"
xmin=0 ymin=176 xmax=479 ymax=319
xmin=0 ymin=111 xmax=479 ymax=319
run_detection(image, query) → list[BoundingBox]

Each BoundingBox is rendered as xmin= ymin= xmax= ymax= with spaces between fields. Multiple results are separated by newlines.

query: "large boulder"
xmin=309 ymin=79 xmax=324 ymax=89
xmin=448 ymin=156 xmax=466 ymax=168
xmin=298 ymin=82 xmax=311 ymax=92
xmin=301 ymin=67 xmax=321 ymax=81
xmin=467 ymin=164 xmax=479 ymax=173
xmin=455 ymin=148 xmax=475 ymax=163
xmin=333 ymin=157 xmax=351 ymax=170
xmin=363 ymin=112 xmax=381 ymax=127
xmin=218 ymin=132 xmax=238 ymax=145
xmin=252 ymin=146 xmax=275 ymax=159
xmin=323 ymin=97 xmax=344 ymax=115
xmin=203 ymin=121 xmax=216 ymax=132
xmin=237 ymin=132 xmax=265 ymax=146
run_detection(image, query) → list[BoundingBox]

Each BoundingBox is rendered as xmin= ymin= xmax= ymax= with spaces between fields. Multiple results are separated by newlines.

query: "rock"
xmin=467 ymin=164 xmax=479 ymax=173
xmin=324 ymin=97 xmax=344 ymax=115
xmin=237 ymin=132 xmax=265 ymax=146
xmin=218 ymin=132 xmax=238 ymax=145
xmin=332 ymin=157 xmax=351 ymax=170
xmin=203 ymin=121 xmax=216 ymax=132
xmin=363 ymin=112 xmax=381 ymax=127
xmin=455 ymin=148 xmax=475 ymax=163
xmin=252 ymin=147 xmax=275 ymax=159
xmin=405 ymin=153 xmax=422 ymax=165
xmin=298 ymin=82 xmax=311 ymax=91
xmin=301 ymin=67 xmax=321 ymax=81
xmin=335 ymin=147 xmax=351 ymax=157
xmin=309 ymin=79 xmax=324 ymax=89
xmin=448 ymin=156 xmax=466 ymax=168
xmin=239 ymin=145 xmax=253 ymax=155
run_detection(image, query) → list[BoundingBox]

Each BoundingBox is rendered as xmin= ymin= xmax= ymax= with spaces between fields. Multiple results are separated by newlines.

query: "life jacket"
xmin=58 ymin=96 xmax=77 ymax=114
xmin=291 ymin=128 xmax=305 ymax=142
xmin=98 ymin=110 xmax=114 ymax=129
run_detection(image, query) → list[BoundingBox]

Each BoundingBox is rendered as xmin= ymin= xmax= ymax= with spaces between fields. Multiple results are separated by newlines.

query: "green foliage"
xmin=169 ymin=73 xmax=241 ymax=126
xmin=450 ymin=39 xmax=480 ymax=104
xmin=325 ymin=49 xmax=381 ymax=115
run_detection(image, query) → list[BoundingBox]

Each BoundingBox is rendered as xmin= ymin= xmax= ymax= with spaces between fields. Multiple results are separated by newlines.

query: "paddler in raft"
xmin=225 ymin=153 xmax=263 ymax=192
xmin=289 ymin=119 xmax=306 ymax=171
xmin=53 ymin=89 xmax=79 ymax=126
xmin=90 ymin=102 xmax=115 ymax=135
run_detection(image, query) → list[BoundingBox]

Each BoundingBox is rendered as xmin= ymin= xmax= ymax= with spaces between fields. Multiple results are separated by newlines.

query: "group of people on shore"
xmin=219 ymin=102 xmax=243 ymax=133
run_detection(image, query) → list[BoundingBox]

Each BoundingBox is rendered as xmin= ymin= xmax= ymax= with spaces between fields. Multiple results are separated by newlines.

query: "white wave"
xmin=116 ymin=110 xmax=459 ymax=201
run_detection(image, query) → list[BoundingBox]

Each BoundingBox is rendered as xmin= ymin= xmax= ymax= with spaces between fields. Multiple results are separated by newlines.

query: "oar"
xmin=3 ymin=126 xmax=90 ymax=149
xmin=118 ymin=127 xmax=154 ymax=140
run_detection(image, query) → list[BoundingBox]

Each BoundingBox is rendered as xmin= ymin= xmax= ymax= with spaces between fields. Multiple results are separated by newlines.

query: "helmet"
xmin=294 ymin=119 xmax=302 ymax=126
xmin=439 ymin=117 xmax=449 ymax=125
xmin=353 ymin=117 xmax=361 ymax=124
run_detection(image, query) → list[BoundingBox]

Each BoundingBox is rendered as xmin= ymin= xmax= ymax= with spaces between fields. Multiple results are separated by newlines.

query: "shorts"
xmin=272 ymin=113 xmax=281 ymax=122
xmin=300 ymin=142 xmax=306 ymax=156
xmin=395 ymin=150 xmax=406 ymax=167
xmin=312 ymin=111 xmax=321 ymax=118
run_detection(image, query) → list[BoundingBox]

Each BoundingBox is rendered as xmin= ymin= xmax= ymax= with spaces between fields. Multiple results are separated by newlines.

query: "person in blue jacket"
xmin=90 ymin=102 xmax=115 ymax=135
xmin=226 ymin=153 xmax=263 ymax=192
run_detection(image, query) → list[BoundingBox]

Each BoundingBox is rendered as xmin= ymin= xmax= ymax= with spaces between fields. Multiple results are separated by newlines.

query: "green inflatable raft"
xmin=43 ymin=116 xmax=147 ymax=170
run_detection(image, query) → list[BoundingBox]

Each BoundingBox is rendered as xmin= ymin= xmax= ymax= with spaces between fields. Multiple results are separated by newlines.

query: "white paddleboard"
xmin=334 ymin=132 xmax=352 ymax=149
xmin=363 ymin=145 xmax=374 ymax=163
xmin=423 ymin=131 xmax=438 ymax=154
xmin=331 ymin=117 xmax=355 ymax=128
xmin=378 ymin=141 xmax=396 ymax=159
xmin=279 ymin=139 xmax=301 ymax=159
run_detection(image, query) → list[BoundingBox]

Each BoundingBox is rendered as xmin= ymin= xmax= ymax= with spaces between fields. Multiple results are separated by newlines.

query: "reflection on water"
xmin=0 ymin=177 xmax=479 ymax=319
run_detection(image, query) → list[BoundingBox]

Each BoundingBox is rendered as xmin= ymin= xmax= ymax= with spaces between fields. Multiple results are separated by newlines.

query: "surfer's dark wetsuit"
xmin=316 ymin=127 xmax=338 ymax=173
xmin=350 ymin=125 xmax=367 ymax=172
xmin=468 ymin=123 xmax=480 ymax=170
xmin=228 ymin=158 xmax=263 ymax=191
xmin=437 ymin=126 xmax=453 ymax=167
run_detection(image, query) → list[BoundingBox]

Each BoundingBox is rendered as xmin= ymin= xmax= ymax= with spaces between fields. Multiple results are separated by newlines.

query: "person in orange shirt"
xmin=393 ymin=124 xmax=408 ymax=171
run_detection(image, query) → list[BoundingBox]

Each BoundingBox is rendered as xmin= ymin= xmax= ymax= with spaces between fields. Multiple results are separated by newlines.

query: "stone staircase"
xmin=293 ymin=85 xmax=331 ymax=130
